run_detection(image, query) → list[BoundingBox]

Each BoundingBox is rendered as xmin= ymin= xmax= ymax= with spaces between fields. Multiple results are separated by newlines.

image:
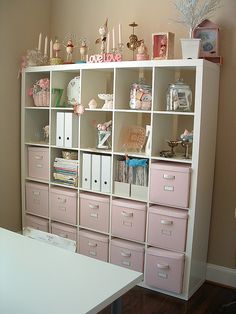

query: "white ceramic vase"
xmin=180 ymin=38 xmax=201 ymax=59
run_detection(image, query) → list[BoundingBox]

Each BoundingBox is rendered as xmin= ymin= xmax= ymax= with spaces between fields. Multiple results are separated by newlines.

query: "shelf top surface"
xmin=24 ymin=59 xmax=219 ymax=73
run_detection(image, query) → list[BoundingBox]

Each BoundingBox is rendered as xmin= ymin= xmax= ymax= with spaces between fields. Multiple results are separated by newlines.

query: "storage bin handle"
xmin=36 ymin=164 xmax=43 ymax=168
xmin=57 ymin=197 xmax=66 ymax=203
xmin=90 ymin=213 xmax=98 ymax=219
xmin=59 ymin=233 xmax=68 ymax=238
xmin=88 ymin=241 xmax=97 ymax=247
xmin=33 ymin=191 xmax=40 ymax=196
xmin=161 ymin=219 xmax=173 ymax=225
xmin=157 ymin=263 xmax=169 ymax=269
xmin=121 ymin=211 xmax=133 ymax=217
xmin=163 ymin=174 xmax=175 ymax=180
xmin=34 ymin=155 xmax=43 ymax=160
xmin=89 ymin=203 xmax=99 ymax=209
xmin=121 ymin=251 xmax=131 ymax=257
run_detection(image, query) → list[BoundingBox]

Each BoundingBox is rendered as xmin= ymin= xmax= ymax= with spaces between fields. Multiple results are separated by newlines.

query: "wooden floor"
xmin=99 ymin=282 xmax=236 ymax=314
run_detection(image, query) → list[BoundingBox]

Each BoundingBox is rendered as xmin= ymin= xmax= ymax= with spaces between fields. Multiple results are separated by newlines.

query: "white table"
xmin=0 ymin=228 xmax=143 ymax=314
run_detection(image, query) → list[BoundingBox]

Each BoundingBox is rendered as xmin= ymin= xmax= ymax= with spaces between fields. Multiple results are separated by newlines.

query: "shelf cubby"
xmin=25 ymin=108 xmax=49 ymax=144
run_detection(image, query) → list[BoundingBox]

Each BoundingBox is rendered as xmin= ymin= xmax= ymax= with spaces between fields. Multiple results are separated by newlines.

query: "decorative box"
xmin=147 ymin=206 xmax=188 ymax=252
xmin=28 ymin=146 xmax=49 ymax=180
xmin=50 ymin=187 xmax=77 ymax=224
xmin=51 ymin=222 xmax=77 ymax=241
xmin=110 ymin=238 xmax=145 ymax=272
xmin=79 ymin=192 xmax=110 ymax=233
xmin=149 ymin=162 xmax=191 ymax=208
xmin=145 ymin=247 xmax=185 ymax=294
xmin=111 ymin=198 xmax=146 ymax=242
xmin=25 ymin=214 xmax=49 ymax=232
xmin=25 ymin=182 xmax=49 ymax=217
xmin=78 ymin=230 xmax=109 ymax=262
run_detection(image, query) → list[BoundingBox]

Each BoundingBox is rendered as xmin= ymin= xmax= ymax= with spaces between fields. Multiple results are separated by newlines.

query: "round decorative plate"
xmin=67 ymin=76 xmax=81 ymax=105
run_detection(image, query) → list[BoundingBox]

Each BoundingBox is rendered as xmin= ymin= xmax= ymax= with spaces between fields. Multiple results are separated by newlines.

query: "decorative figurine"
xmin=136 ymin=40 xmax=149 ymax=60
xmin=98 ymin=94 xmax=113 ymax=109
xmin=95 ymin=18 xmax=108 ymax=54
xmin=152 ymin=32 xmax=175 ymax=60
xmin=127 ymin=22 xmax=142 ymax=60
xmin=50 ymin=38 xmax=63 ymax=65
xmin=79 ymin=38 xmax=88 ymax=62
xmin=64 ymin=39 xmax=75 ymax=63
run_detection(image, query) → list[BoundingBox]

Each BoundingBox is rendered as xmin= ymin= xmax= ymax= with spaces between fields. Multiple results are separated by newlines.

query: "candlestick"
xmin=38 ymin=33 xmax=42 ymax=51
xmin=44 ymin=36 xmax=48 ymax=56
xmin=112 ymin=28 xmax=115 ymax=49
xmin=118 ymin=24 xmax=122 ymax=44
xmin=50 ymin=39 xmax=53 ymax=58
xmin=106 ymin=32 xmax=110 ymax=53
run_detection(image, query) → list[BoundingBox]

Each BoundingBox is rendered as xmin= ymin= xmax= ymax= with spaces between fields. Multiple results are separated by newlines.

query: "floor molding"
xmin=206 ymin=263 xmax=236 ymax=288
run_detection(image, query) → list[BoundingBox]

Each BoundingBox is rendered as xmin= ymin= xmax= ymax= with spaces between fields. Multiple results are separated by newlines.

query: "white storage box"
xmin=110 ymin=238 xmax=145 ymax=272
xmin=78 ymin=230 xmax=109 ymax=262
xmin=148 ymin=206 xmax=188 ymax=252
xmin=111 ymin=198 xmax=146 ymax=242
xmin=145 ymin=247 xmax=185 ymax=294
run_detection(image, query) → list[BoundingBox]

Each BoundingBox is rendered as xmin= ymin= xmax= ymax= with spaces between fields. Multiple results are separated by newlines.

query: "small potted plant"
xmin=172 ymin=0 xmax=221 ymax=58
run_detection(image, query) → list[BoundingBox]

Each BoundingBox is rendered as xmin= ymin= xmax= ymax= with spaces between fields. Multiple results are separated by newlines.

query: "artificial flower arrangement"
xmin=28 ymin=78 xmax=50 ymax=107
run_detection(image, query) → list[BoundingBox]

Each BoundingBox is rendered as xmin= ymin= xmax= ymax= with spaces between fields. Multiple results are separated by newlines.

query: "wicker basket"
xmin=33 ymin=91 xmax=50 ymax=107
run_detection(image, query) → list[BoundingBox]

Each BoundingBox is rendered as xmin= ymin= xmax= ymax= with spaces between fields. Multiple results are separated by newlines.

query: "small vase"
xmin=180 ymin=38 xmax=201 ymax=59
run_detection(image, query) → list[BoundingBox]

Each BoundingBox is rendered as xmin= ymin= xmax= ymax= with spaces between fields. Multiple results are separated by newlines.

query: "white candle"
xmin=44 ymin=36 xmax=48 ymax=56
xmin=106 ymin=32 xmax=110 ymax=53
xmin=50 ymin=39 xmax=53 ymax=58
xmin=118 ymin=24 xmax=122 ymax=44
xmin=112 ymin=28 xmax=115 ymax=49
xmin=38 ymin=33 xmax=42 ymax=51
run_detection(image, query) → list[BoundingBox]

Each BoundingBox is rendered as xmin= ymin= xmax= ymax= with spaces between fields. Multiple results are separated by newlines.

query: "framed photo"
xmin=193 ymin=20 xmax=219 ymax=57
xmin=152 ymin=32 xmax=174 ymax=60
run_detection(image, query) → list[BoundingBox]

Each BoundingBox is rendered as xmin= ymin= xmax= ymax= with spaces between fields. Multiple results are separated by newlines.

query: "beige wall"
xmin=1 ymin=0 xmax=235 ymax=269
xmin=0 ymin=0 xmax=51 ymax=231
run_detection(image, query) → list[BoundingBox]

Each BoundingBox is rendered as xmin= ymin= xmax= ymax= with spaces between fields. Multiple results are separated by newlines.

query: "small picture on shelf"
xmin=152 ymin=32 xmax=174 ymax=60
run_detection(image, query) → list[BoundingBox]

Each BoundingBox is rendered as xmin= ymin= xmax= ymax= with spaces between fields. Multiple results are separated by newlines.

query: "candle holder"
xmin=181 ymin=139 xmax=192 ymax=159
xmin=118 ymin=42 xmax=124 ymax=55
xmin=127 ymin=22 xmax=142 ymax=60
xmin=166 ymin=140 xmax=182 ymax=156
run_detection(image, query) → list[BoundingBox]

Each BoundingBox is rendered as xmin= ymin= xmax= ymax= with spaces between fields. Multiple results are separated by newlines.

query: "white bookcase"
xmin=21 ymin=59 xmax=220 ymax=300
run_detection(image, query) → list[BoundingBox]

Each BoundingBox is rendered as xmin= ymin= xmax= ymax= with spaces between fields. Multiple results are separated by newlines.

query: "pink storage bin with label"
xmin=25 ymin=214 xmax=49 ymax=232
xmin=79 ymin=230 xmax=109 ymax=262
xmin=51 ymin=222 xmax=77 ymax=241
xmin=25 ymin=182 xmax=49 ymax=217
xmin=149 ymin=162 xmax=191 ymax=208
xmin=80 ymin=192 xmax=110 ymax=233
xmin=111 ymin=198 xmax=147 ymax=242
xmin=145 ymin=247 xmax=185 ymax=294
xmin=148 ymin=206 xmax=188 ymax=252
xmin=28 ymin=147 xmax=49 ymax=180
xmin=110 ymin=238 xmax=145 ymax=272
xmin=50 ymin=187 xmax=77 ymax=224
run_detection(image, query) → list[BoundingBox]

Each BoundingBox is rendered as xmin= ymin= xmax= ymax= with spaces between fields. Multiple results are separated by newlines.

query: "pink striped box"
xmin=25 ymin=214 xmax=49 ymax=232
xmin=51 ymin=222 xmax=77 ymax=241
xmin=25 ymin=182 xmax=49 ymax=217
xmin=28 ymin=147 xmax=49 ymax=180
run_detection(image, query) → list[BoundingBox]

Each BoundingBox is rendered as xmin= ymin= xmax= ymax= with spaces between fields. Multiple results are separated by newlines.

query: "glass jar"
xmin=129 ymin=83 xmax=152 ymax=110
xmin=166 ymin=78 xmax=192 ymax=112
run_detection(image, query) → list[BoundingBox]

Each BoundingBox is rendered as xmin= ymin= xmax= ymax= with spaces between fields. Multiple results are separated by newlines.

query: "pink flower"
xmin=73 ymin=103 xmax=84 ymax=116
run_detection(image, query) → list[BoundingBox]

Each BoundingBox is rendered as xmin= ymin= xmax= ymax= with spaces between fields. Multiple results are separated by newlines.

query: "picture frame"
xmin=152 ymin=32 xmax=174 ymax=60
xmin=193 ymin=19 xmax=219 ymax=57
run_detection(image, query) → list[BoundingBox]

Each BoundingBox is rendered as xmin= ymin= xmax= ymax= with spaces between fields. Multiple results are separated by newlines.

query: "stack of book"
xmin=53 ymin=157 xmax=78 ymax=186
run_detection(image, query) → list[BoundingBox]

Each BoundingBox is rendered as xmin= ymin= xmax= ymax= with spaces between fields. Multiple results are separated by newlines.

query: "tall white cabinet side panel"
xmin=188 ymin=64 xmax=220 ymax=297
xmin=21 ymin=72 xmax=26 ymax=227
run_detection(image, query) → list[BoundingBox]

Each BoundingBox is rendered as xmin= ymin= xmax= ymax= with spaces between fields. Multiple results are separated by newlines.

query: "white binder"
xmin=101 ymin=155 xmax=111 ymax=193
xmin=91 ymin=154 xmax=101 ymax=191
xmin=64 ymin=112 xmax=72 ymax=148
xmin=82 ymin=153 xmax=92 ymax=189
xmin=56 ymin=112 xmax=64 ymax=147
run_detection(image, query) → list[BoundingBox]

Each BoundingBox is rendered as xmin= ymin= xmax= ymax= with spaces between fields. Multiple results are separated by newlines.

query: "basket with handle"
xmin=30 ymin=78 xmax=50 ymax=107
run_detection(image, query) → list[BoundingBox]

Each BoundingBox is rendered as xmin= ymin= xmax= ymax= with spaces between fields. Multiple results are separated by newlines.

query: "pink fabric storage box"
xmin=50 ymin=187 xmax=77 ymax=224
xmin=80 ymin=192 xmax=110 ymax=233
xmin=149 ymin=162 xmax=191 ymax=208
xmin=111 ymin=198 xmax=146 ymax=242
xmin=51 ymin=222 xmax=77 ymax=241
xmin=25 ymin=182 xmax=49 ymax=217
xmin=145 ymin=247 xmax=185 ymax=294
xmin=28 ymin=147 xmax=49 ymax=180
xmin=110 ymin=238 xmax=145 ymax=272
xmin=79 ymin=230 xmax=109 ymax=262
xmin=25 ymin=214 xmax=49 ymax=232
xmin=148 ymin=206 xmax=188 ymax=252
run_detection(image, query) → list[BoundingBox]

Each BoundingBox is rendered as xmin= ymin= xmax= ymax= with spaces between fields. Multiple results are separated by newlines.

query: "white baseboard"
xmin=206 ymin=263 xmax=236 ymax=288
